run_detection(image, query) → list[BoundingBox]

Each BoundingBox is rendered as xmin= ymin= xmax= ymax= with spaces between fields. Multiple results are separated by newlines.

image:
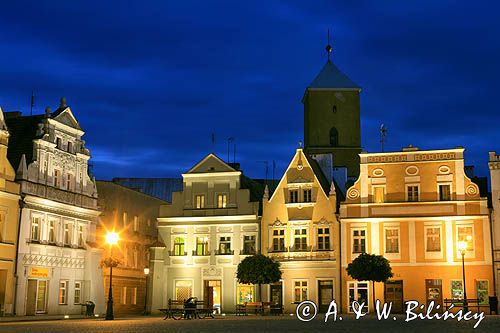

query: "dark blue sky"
xmin=1 ymin=1 xmax=499 ymax=180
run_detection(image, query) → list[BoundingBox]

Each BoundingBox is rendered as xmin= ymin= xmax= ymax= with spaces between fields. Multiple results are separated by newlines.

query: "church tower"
xmin=303 ymin=35 xmax=361 ymax=188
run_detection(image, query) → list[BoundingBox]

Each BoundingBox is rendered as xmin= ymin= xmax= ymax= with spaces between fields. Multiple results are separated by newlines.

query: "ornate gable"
xmin=185 ymin=153 xmax=237 ymax=174
xmin=53 ymin=107 xmax=82 ymax=131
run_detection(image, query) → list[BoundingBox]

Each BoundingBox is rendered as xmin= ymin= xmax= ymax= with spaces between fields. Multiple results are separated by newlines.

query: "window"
xmin=218 ymin=236 xmax=231 ymax=254
xmin=175 ymin=280 xmax=192 ymax=300
xmin=74 ymin=281 xmax=82 ymax=304
xmin=348 ymin=282 xmax=369 ymax=313
xmin=48 ymin=219 xmax=57 ymax=243
xmin=303 ymin=189 xmax=312 ymax=202
xmin=243 ymin=235 xmax=256 ymax=255
xmin=237 ymin=284 xmax=255 ymax=304
xmin=64 ymin=223 xmax=73 ymax=246
xmin=133 ymin=216 xmax=138 ymax=232
xmin=133 ymin=247 xmax=138 ymax=268
xmin=407 ymin=185 xmax=419 ymax=202
xmin=132 ymin=287 xmax=137 ymax=305
xmin=352 ymin=229 xmax=366 ymax=253
xmin=289 ymin=190 xmax=298 ymax=203
xmin=196 ymin=237 xmax=209 ymax=256
xmin=174 ymin=237 xmax=185 ymax=256
xmin=457 ymin=225 xmax=474 ymax=251
xmin=439 ymin=184 xmax=451 ymax=201
xmin=31 ymin=216 xmax=41 ymax=241
xmin=332 ymin=105 xmax=337 ymax=113
xmin=317 ymin=227 xmax=330 ymax=250
xmin=426 ymin=227 xmax=441 ymax=252
xmin=122 ymin=212 xmax=127 ymax=226
xmin=121 ymin=286 xmax=127 ymax=304
xmin=59 ymin=280 xmax=68 ymax=304
xmin=217 ymin=194 xmax=227 ymax=208
xmin=79 ymin=172 xmax=84 ymax=191
xmin=195 ymin=195 xmax=205 ymax=209
xmin=54 ymin=169 xmax=60 ymax=187
xmin=294 ymin=281 xmax=308 ymax=302
xmin=56 ymin=137 xmax=62 ymax=149
xmin=385 ymin=228 xmax=399 ymax=253
xmin=77 ymin=225 xmax=84 ymax=247
xmin=373 ymin=186 xmax=385 ymax=203
xmin=293 ymin=229 xmax=307 ymax=251
xmin=67 ymin=141 xmax=72 ymax=153
xmin=329 ymin=127 xmax=338 ymax=146
xmin=272 ymin=229 xmax=285 ymax=252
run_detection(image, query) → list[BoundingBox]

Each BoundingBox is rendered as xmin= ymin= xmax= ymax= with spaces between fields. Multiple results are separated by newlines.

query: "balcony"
xmin=168 ymin=250 xmax=187 ymax=256
xmin=192 ymin=250 xmax=211 ymax=256
xmin=290 ymin=245 xmax=312 ymax=252
xmin=214 ymin=249 xmax=234 ymax=255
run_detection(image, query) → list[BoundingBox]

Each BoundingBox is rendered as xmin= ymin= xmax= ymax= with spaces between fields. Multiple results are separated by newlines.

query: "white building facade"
xmin=5 ymin=99 xmax=104 ymax=315
xmin=150 ymin=154 xmax=261 ymax=313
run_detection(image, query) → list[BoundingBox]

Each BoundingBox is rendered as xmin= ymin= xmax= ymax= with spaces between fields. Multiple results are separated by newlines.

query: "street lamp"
xmin=458 ymin=236 xmax=471 ymax=312
xmin=143 ymin=267 xmax=150 ymax=315
xmin=105 ymin=231 xmax=119 ymax=320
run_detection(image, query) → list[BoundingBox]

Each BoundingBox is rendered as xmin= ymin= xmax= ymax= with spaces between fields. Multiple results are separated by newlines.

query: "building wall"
xmin=0 ymin=108 xmax=21 ymax=315
xmin=340 ymin=147 xmax=493 ymax=313
xmin=150 ymin=154 xmax=260 ymax=313
xmin=96 ymin=181 xmax=165 ymax=315
xmin=261 ymin=148 xmax=339 ymax=313
xmin=489 ymin=152 xmax=500 ymax=300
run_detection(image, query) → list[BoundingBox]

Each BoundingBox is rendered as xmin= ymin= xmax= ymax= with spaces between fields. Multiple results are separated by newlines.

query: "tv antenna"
xmin=380 ymin=124 xmax=388 ymax=152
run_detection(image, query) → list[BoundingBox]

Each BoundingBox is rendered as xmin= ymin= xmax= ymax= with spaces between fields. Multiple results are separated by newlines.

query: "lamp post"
xmin=457 ymin=238 xmax=469 ymax=312
xmin=105 ymin=231 xmax=119 ymax=320
xmin=143 ymin=267 xmax=150 ymax=315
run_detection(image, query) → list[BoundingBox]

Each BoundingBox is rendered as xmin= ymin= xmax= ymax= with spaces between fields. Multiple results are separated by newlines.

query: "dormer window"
xmin=67 ymin=141 xmax=73 ymax=153
xmin=289 ymin=190 xmax=298 ymax=203
xmin=56 ymin=137 xmax=62 ymax=149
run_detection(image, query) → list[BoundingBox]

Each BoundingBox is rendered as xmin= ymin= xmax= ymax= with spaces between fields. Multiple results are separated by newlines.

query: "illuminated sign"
xmin=30 ymin=267 xmax=49 ymax=278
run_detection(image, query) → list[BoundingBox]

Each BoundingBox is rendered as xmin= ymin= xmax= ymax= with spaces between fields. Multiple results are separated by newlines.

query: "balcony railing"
xmin=192 ymin=250 xmax=211 ymax=256
xmin=240 ymin=249 xmax=257 ymax=255
xmin=214 ymin=249 xmax=234 ymax=255
xmin=290 ymin=245 xmax=312 ymax=252
xmin=168 ymin=250 xmax=187 ymax=256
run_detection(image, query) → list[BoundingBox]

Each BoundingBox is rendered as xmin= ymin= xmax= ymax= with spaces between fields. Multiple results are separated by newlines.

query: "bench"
xmin=236 ymin=302 xmax=272 ymax=315
xmin=159 ymin=298 xmax=216 ymax=320
xmin=443 ymin=298 xmax=489 ymax=313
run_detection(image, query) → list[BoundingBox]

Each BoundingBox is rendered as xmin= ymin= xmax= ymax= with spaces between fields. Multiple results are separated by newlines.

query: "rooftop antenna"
xmin=227 ymin=137 xmax=234 ymax=163
xmin=211 ymin=133 xmax=216 ymax=153
xmin=30 ymin=91 xmax=35 ymax=116
xmin=380 ymin=124 xmax=388 ymax=152
xmin=326 ymin=29 xmax=333 ymax=62
xmin=233 ymin=142 xmax=236 ymax=163
xmin=258 ymin=161 xmax=269 ymax=187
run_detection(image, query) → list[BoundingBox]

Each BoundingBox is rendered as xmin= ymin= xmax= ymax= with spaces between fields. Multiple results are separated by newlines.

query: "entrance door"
xmin=318 ymin=280 xmax=334 ymax=313
xmin=26 ymin=279 xmax=47 ymax=315
xmin=204 ymin=280 xmax=221 ymax=313
xmin=270 ymin=283 xmax=283 ymax=307
xmin=348 ymin=281 xmax=369 ymax=313
xmin=384 ymin=280 xmax=403 ymax=314
xmin=425 ymin=279 xmax=442 ymax=313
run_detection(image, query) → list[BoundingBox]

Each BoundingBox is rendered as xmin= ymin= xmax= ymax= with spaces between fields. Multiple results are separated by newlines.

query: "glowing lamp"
xmin=457 ymin=241 xmax=467 ymax=255
xmin=106 ymin=232 xmax=119 ymax=245
xmin=144 ymin=267 xmax=150 ymax=275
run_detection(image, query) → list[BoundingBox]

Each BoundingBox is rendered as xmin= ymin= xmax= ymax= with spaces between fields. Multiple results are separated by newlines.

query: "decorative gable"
xmin=53 ymin=107 xmax=82 ymax=130
xmin=185 ymin=153 xmax=237 ymax=174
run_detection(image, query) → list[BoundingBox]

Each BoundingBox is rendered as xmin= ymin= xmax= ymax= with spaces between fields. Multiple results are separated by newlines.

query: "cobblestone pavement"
xmin=0 ymin=314 xmax=498 ymax=333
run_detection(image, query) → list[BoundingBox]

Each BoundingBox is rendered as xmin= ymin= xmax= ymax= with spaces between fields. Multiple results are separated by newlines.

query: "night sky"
xmin=1 ymin=1 xmax=499 ymax=181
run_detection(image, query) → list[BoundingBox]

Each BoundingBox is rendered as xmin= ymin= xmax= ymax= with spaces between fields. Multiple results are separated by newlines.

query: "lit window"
xmin=317 ymin=227 xmax=330 ymax=250
xmin=174 ymin=237 xmax=185 ymax=256
xmin=293 ymin=229 xmax=307 ymax=251
xmin=457 ymin=225 xmax=474 ymax=251
xmin=175 ymin=280 xmax=192 ymax=300
xmin=74 ymin=281 xmax=82 ymax=304
xmin=352 ymin=229 xmax=366 ymax=253
xmin=64 ymin=223 xmax=73 ymax=246
xmin=121 ymin=286 xmax=127 ymax=305
xmin=237 ymin=284 xmax=255 ymax=304
xmin=218 ymin=236 xmax=231 ymax=254
xmin=133 ymin=247 xmax=138 ymax=268
xmin=48 ymin=220 xmax=56 ymax=243
xmin=272 ymin=229 xmax=285 ymax=252
xmin=59 ymin=280 xmax=68 ymax=304
xmin=123 ymin=212 xmax=127 ymax=226
xmin=243 ymin=235 xmax=256 ymax=255
xmin=31 ymin=216 xmax=41 ymax=241
xmin=426 ymin=227 xmax=441 ymax=252
xmin=195 ymin=195 xmax=205 ymax=209
xmin=133 ymin=216 xmax=139 ymax=232
xmin=289 ymin=190 xmax=298 ymax=203
xmin=385 ymin=228 xmax=399 ymax=253
xmin=78 ymin=225 xmax=84 ymax=247
xmin=294 ymin=281 xmax=308 ymax=302
xmin=407 ymin=185 xmax=419 ymax=202
xmin=196 ymin=237 xmax=209 ymax=256
xmin=303 ymin=189 xmax=312 ymax=202
xmin=132 ymin=287 xmax=137 ymax=305
xmin=54 ymin=169 xmax=60 ymax=187
xmin=217 ymin=194 xmax=227 ymax=208
xmin=373 ymin=186 xmax=385 ymax=203
xmin=439 ymin=184 xmax=451 ymax=201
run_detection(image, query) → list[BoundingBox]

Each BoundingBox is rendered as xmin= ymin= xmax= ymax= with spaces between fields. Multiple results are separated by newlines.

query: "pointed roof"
xmin=307 ymin=60 xmax=360 ymax=90
xmin=184 ymin=153 xmax=238 ymax=174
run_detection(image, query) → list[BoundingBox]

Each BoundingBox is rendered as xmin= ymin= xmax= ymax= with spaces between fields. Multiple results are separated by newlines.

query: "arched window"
xmin=330 ymin=127 xmax=339 ymax=147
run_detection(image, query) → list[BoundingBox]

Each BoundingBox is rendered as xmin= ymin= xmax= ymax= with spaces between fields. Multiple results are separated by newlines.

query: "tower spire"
xmin=325 ymin=29 xmax=333 ymax=62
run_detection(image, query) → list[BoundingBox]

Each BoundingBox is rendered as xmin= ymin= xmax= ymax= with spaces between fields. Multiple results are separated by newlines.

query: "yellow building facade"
xmin=261 ymin=147 xmax=339 ymax=313
xmin=0 ymin=107 xmax=21 ymax=315
xmin=340 ymin=146 xmax=492 ymax=313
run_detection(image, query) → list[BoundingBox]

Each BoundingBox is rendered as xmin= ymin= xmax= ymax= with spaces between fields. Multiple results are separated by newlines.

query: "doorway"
xmin=26 ymin=279 xmax=48 ymax=315
xmin=204 ymin=280 xmax=221 ymax=313
xmin=318 ymin=280 xmax=334 ymax=313
xmin=270 ymin=282 xmax=283 ymax=307
xmin=384 ymin=280 xmax=404 ymax=314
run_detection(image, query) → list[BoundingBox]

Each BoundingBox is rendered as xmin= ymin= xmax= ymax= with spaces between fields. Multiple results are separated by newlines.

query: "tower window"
xmin=329 ymin=127 xmax=339 ymax=147
xmin=333 ymin=105 xmax=337 ymax=113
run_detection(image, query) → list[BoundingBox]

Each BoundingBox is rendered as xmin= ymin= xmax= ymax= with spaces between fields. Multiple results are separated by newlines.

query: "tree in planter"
xmin=346 ymin=253 xmax=393 ymax=312
xmin=236 ymin=254 xmax=282 ymax=302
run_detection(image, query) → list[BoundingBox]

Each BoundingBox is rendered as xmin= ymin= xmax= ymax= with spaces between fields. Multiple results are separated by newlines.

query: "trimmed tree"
xmin=236 ymin=254 xmax=282 ymax=302
xmin=346 ymin=253 xmax=393 ymax=312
